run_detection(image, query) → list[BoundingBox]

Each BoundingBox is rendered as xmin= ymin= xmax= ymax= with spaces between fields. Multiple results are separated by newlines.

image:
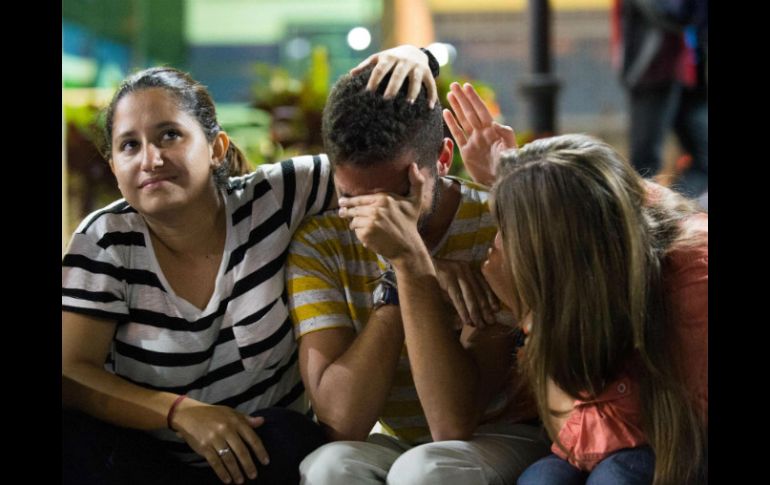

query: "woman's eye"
xmin=120 ymin=140 xmax=138 ymax=151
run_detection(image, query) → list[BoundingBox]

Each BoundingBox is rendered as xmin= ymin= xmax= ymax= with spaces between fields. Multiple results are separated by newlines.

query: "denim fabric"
xmin=518 ymin=446 xmax=655 ymax=485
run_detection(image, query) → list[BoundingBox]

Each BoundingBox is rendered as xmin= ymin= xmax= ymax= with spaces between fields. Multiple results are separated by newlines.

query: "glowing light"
xmin=427 ymin=42 xmax=457 ymax=66
xmin=347 ymin=27 xmax=371 ymax=51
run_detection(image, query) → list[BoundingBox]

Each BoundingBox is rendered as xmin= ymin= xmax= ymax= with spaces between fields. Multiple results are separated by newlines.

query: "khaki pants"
xmin=300 ymin=423 xmax=550 ymax=485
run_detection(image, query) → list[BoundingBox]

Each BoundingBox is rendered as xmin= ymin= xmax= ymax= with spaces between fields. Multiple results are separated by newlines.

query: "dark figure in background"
xmin=614 ymin=0 xmax=708 ymax=198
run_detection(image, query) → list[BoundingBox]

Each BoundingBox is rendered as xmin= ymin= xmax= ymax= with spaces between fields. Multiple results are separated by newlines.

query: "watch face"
xmin=373 ymin=284 xmax=385 ymax=304
xmin=372 ymin=282 xmax=398 ymax=307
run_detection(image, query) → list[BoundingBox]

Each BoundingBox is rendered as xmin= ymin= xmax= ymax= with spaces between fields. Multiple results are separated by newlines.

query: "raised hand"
xmin=171 ymin=400 xmax=270 ymax=484
xmin=443 ymin=82 xmax=518 ymax=186
xmin=350 ymin=45 xmax=438 ymax=108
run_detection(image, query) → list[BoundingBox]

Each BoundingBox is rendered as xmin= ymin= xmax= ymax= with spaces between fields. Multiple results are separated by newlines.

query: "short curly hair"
xmin=322 ymin=66 xmax=443 ymax=170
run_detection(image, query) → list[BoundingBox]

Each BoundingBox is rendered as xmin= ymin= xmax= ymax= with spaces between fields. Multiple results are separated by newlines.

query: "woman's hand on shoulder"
xmin=171 ymin=400 xmax=269 ymax=484
xmin=350 ymin=44 xmax=438 ymax=108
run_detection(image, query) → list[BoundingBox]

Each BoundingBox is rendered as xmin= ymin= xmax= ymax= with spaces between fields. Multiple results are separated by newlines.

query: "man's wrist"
xmin=372 ymin=269 xmax=399 ymax=308
xmin=391 ymin=247 xmax=433 ymax=274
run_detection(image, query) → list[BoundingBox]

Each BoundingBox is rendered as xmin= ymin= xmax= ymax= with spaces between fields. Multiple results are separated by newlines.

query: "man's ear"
xmin=436 ymin=137 xmax=454 ymax=176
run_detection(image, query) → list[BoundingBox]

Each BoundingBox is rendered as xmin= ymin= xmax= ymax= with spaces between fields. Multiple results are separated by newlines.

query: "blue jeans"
xmin=517 ymin=447 xmax=655 ymax=485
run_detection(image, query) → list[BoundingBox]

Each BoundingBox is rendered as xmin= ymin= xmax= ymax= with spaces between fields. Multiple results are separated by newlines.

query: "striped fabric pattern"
xmin=287 ymin=177 xmax=497 ymax=445
xmin=62 ymin=155 xmax=333 ymax=464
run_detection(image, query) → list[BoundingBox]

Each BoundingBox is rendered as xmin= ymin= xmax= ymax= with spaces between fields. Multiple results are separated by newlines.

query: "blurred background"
xmin=62 ymin=0 xmax=691 ymax=251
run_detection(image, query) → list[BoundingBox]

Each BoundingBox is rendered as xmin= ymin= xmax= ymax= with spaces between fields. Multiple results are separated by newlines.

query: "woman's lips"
xmin=139 ymin=176 xmax=175 ymax=189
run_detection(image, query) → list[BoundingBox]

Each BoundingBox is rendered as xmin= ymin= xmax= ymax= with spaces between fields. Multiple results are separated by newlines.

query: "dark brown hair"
xmin=103 ymin=67 xmax=250 ymax=187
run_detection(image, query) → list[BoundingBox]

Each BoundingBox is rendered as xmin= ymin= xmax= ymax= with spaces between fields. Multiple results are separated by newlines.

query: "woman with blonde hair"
xmin=447 ymin=82 xmax=707 ymax=484
xmin=486 ymin=133 xmax=707 ymax=485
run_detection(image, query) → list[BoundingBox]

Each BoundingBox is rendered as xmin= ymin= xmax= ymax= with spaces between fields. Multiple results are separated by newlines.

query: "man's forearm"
xmin=392 ymin=252 xmax=484 ymax=441
xmin=311 ymin=306 xmax=405 ymax=441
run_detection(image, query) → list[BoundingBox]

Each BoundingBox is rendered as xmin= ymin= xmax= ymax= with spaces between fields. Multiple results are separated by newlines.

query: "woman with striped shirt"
xmin=62 ymin=46 xmax=438 ymax=485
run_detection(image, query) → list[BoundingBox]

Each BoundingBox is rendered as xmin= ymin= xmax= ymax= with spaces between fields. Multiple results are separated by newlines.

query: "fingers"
xmin=223 ymin=437 xmax=258 ymax=483
xmin=407 ymin=163 xmax=425 ymax=200
xmin=457 ymin=277 xmax=484 ymax=327
xmin=477 ymin=271 xmax=501 ymax=314
xmin=209 ymin=415 xmax=269 ymax=484
xmin=339 ymin=193 xmax=383 ymax=209
xmin=446 ymin=86 xmax=473 ymax=132
xmin=358 ymin=45 xmax=436 ymax=107
xmin=470 ymin=268 xmax=500 ymax=322
xmin=206 ymin=446 xmax=236 ymax=484
xmin=425 ymin=72 xmax=438 ymax=109
xmin=209 ymin=416 xmax=269 ymax=484
xmin=446 ymin=280 xmax=472 ymax=327
xmin=493 ymin=122 xmax=518 ymax=149
xmin=350 ymin=54 xmax=377 ymax=76
xmin=383 ymin=61 xmax=411 ymax=100
xmin=338 ymin=165 xmax=422 ymax=216
xmin=435 ymin=260 xmax=498 ymax=328
xmin=448 ymin=82 xmax=483 ymax=130
xmin=375 ymin=61 xmax=436 ymax=108
xmin=407 ymin=69 xmax=422 ymax=105
xmin=443 ymin=108 xmax=468 ymax=147
xmin=241 ymin=417 xmax=270 ymax=466
xmin=456 ymin=269 xmax=496 ymax=328
xmin=216 ymin=439 xmax=248 ymax=484
xmin=462 ymin=82 xmax=495 ymax=126
xmin=338 ymin=203 xmax=377 ymax=220
xmin=366 ymin=58 xmax=396 ymax=92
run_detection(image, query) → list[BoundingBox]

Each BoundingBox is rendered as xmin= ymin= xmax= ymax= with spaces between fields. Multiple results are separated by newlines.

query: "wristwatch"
xmin=372 ymin=270 xmax=399 ymax=308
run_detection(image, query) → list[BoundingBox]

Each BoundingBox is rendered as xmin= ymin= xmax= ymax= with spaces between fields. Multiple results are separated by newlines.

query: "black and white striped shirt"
xmin=62 ymin=155 xmax=333 ymax=463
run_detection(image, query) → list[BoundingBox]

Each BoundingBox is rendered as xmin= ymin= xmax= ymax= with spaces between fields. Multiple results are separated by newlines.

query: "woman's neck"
xmin=143 ymin=188 xmax=226 ymax=258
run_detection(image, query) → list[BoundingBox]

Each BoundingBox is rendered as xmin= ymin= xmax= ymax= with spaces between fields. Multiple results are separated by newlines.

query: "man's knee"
xmin=301 ymin=441 xmax=380 ymax=483
xmin=388 ymin=442 xmax=485 ymax=485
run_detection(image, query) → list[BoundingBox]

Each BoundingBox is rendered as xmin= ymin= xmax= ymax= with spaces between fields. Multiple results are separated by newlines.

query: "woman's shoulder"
xmin=663 ymin=214 xmax=708 ymax=289
xmin=228 ymin=154 xmax=330 ymax=191
xmin=259 ymin=153 xmax=330 ymax=178
xmin=72 ymin=199 xmax=141 ymax=237
xmin=65 ymin=200 xmax=145 ymax=266
xmin=669 ymin=213 xmax=708 ymax=262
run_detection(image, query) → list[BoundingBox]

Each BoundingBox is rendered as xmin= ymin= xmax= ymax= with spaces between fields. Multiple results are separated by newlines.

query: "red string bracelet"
xmin=167 ymin=394 xmax=187 ymax=430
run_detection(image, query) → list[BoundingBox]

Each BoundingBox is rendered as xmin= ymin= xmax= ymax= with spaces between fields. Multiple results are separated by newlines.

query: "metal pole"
xmin=519 ymin=0 xmax=560 ymax=137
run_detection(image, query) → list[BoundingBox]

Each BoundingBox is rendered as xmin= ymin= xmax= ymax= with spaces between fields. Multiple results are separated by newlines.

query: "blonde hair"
xmin=493 ymin=134 xmax=706 ymax=484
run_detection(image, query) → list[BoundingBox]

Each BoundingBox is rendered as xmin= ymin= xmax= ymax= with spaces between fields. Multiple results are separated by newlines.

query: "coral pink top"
xmin=552 ymin=212 xmax=708 ymax=470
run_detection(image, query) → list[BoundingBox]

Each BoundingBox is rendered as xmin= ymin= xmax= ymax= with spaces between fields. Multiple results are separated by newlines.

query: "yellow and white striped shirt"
xmin=287 ymin=177 xmax=497 ymax=444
